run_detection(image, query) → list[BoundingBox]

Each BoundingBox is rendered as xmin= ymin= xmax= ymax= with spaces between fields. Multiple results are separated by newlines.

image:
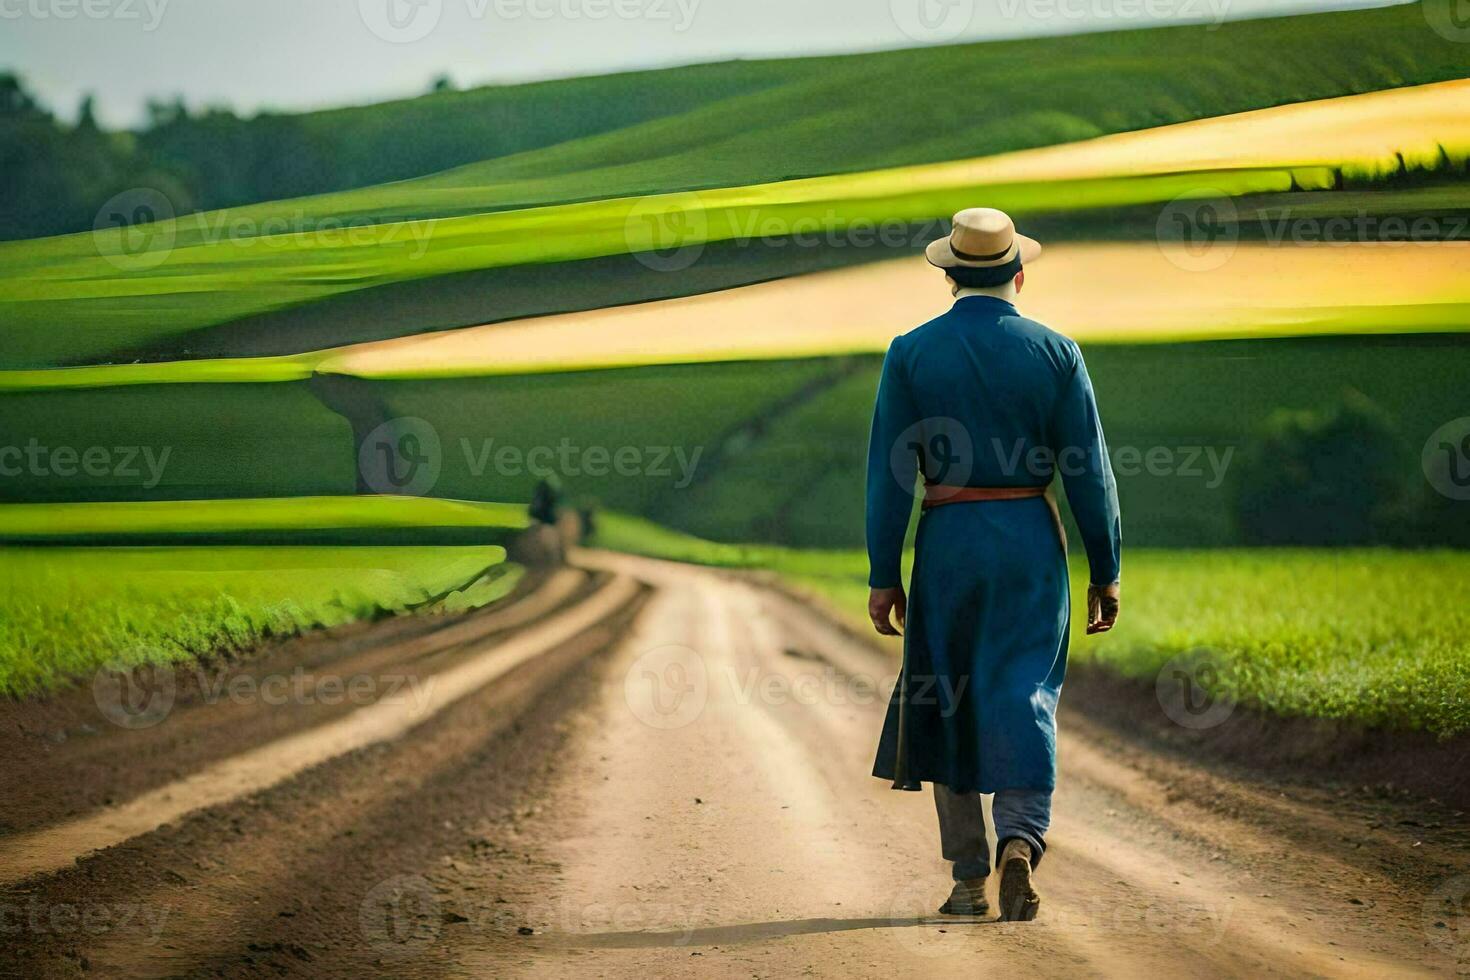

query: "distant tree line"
xmin=0 ymin=72 xmax=348 ymax=241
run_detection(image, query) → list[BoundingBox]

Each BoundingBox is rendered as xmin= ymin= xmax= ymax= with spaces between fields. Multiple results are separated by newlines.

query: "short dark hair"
xmin=946 ymin=254 xmax=1022 ymax=288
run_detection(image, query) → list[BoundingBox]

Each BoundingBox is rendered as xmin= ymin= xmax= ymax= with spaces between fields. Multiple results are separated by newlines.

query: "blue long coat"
xmin=867 ymin=295 xmax=1121 ymax=793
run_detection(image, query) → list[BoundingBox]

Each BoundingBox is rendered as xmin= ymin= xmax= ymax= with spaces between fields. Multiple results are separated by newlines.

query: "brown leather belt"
xmin=922 ymin=483 xmax=1047 ymax=509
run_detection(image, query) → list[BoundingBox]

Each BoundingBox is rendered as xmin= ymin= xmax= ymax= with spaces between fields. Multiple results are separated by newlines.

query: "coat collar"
xmin=952 ymin=294 xmax=1018 ymax=317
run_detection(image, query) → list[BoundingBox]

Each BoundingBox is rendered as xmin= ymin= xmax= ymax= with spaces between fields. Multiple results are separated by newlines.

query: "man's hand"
xmin=1086 ymin=582 xmax=1121 ymax=635
xmin=869 ymin=586 xmax=907 ymax=636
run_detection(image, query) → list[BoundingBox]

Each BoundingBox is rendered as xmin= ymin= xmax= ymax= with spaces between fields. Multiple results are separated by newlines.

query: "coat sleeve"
xmin=1050 ymin=349 xmax=1122 ymax=586
xmin=866 ymin=340 xmax=919 ymax=589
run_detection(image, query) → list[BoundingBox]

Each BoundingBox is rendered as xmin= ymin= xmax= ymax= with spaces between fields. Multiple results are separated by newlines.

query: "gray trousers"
xmin=933 ymin=783 xmax=1052 ymax=881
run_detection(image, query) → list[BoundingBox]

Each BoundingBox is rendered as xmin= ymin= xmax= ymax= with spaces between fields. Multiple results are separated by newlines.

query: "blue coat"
xmin=867 ymin=295 xmax=1121 ymax=793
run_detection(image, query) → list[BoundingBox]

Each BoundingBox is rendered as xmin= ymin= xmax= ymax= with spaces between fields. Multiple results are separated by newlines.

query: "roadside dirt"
xmin=2 ymin=552 xmax=1466 ymax=978
xmin=0 ymin=567 xmax=590 ymax=836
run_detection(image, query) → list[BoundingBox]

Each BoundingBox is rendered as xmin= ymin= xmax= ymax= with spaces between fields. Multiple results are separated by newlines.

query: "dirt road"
xmin=2 ymin=552 xmax=1466 ymax=978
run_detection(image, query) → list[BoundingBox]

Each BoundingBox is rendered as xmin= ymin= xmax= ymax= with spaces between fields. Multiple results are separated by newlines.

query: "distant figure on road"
xmin=865 ymin=208 xmax=1122 ymax=922
xmin=529 ymin=476 xmax=562 ymax=525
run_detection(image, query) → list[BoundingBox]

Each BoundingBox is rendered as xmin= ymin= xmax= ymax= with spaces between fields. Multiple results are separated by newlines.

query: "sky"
xmin=0 ymin=0 xmax=1405 ymax=127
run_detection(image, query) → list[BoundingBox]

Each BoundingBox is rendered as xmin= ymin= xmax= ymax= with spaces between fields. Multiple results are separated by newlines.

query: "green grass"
xmin=1074 ymin=549 xmax=1470 ymax=736
xmin=0 ymin=381 xmax=352 ymax=503
xmin=377 ymin=360 xmax=842 ymax=518
xmin=592 ymin=513 xmax=1470 ymax=737
xmin=0 ymin=545 xmax=518 ymax=696
xmin=4 ymin=336 xmax=1465 ymax=548
xmin=0 ymin=165 xmax=1313 ymax=373
xmin=0 ymin=359 xmax=837 ymax=510
xmin=3 ymin=171 xmax=1466 ymax=386
xmin=0 ymin=496 xmax=528 ymax=543
xmin=3 ymin=2 xmax=1469 ymax=370
xmin=658 ymin=335 xmax=1470 ymax=549
xmin=141 ymin=1 xmax=1470 ymax=230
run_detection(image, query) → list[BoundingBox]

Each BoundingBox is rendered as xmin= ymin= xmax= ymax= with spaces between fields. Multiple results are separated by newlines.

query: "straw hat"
xmin=925 ymin=207 xmax=1041 ymax=269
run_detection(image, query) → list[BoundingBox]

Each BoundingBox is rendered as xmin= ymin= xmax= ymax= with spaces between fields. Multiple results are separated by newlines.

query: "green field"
xmin=0 ymin=1 xmax=1465 ymax=734
xmin=4 ymin=335 xmax=1465 ymax=548
xmin=0 ymin=495 xmax=528 ymax=544
xmin=263 ymin=3 xmax=1470 ymax=222
xmin=0 ymin=157 xmax=1322 ymax=372
xmin=592 ymin=514 xmax=1470 ymax=737
xmin=3 ymin=1 xmax=1469 ymax=371
xmin=39 ymin=1 xmax=1467 ymax=235
xmin=0 ymin=545 xmax=518 ymax=696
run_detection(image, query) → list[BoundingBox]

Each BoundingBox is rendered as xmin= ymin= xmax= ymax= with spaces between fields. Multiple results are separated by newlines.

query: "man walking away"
xmin=865 ymin=208 xmax=1122 ymax=921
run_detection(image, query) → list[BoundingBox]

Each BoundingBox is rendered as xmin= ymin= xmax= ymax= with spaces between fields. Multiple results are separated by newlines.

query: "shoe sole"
xmin=998 ymin=856 xmax=1040 ymax=922
xmin=937 ymin=901 xmax=991 ymax=917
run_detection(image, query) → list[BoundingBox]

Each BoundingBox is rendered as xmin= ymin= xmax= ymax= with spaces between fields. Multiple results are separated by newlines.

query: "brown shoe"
xmin=997 ymin=839 xmax=1040 ymax=921
xmin=938 ymin=877 xmax=990 ymax=916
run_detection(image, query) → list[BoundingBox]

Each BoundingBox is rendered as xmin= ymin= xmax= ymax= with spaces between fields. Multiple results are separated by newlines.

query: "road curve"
xmin=474 ymin=551 xmax=1457 ymax=978
xmin=0 ymin=552 xmax=1463 ymax=978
